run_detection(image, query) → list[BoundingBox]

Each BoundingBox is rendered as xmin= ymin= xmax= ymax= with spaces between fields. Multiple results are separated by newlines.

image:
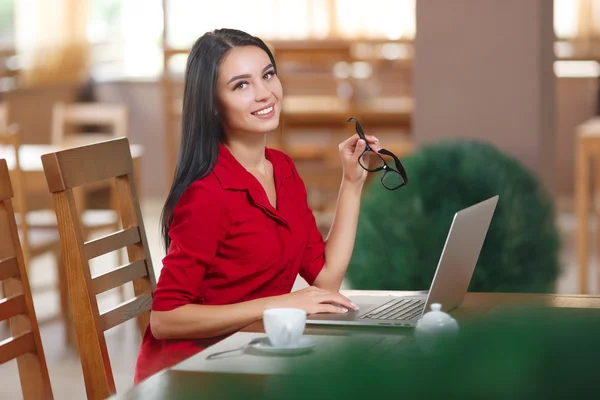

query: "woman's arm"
xmin=313 ymin=179 xmax=364 ymax=292
xmin=150 ymin=286 xmax=358 ymax=339
xmin=150 ymin=299 xmax=268 ymax=339
xmin=313 ymin=134 xmax=379 ymax=292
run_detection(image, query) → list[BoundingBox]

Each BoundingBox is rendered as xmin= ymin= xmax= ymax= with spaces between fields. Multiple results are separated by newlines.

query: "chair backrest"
xmin=51 ymin=102 xmax=128 ymax=145
xmin=0 ymin=159 xmax=53 ymax=400
xmin=0 ymin=125 xmax=34 ymax=264
xmin=41 ymin=137 xmax=156 ymax=399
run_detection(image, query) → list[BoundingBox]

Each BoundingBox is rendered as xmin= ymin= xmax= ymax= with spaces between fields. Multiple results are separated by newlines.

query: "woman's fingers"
xmin=353 ymin=138 xmax=366 ymax=158
xmin=347 ymin=134 xmax=378 ymax=146
xmin=317 ymin=304 xmax=350 ymax=314
xmin=364 ymin=135 xmax=380 ymax=152
xmin=321 ymin=293 xmax=358 ymax=311
xmin=339 ymin=133 xmax=360 ymax=151
xmin=345 ymin=134 xmax=380 ymax=152
xmin=302 ymin=287 xmax=359 ymax=313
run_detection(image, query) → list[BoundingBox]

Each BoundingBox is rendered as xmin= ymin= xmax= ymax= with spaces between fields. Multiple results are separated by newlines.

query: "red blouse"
xmin=134 ymin=143 xmax=326 ymax=383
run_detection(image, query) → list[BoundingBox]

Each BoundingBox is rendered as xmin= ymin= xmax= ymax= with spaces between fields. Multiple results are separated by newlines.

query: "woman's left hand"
xmin=338 ymin=133 xmax=381 ymax=183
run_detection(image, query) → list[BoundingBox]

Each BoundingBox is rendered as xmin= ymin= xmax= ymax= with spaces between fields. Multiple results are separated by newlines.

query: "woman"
xmin=135 ymin=28 xmax=380 ymax=383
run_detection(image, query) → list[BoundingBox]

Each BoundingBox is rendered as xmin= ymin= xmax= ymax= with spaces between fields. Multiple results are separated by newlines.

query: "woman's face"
xmin=216 ymin=45 xmax=283 ymax=137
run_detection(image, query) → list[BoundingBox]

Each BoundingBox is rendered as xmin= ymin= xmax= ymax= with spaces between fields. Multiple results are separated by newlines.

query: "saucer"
xmin=248 ymin=337 xmax=317 ymax=355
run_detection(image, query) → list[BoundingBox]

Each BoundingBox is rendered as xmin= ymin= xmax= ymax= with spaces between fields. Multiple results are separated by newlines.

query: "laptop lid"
xmin=423 ymin=195 xmax=498 ymax=313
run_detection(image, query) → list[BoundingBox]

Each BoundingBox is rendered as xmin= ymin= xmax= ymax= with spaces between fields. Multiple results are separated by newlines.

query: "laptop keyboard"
xmin=360 ymin=298 xmax=425 ymax=321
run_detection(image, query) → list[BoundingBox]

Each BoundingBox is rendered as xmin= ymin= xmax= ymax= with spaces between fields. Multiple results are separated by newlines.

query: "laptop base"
xmin=306 ymin=295 xmax=427 ymax=328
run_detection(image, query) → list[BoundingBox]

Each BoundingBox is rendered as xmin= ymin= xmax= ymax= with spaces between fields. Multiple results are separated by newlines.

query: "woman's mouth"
xmin=251 ymin=104 xmax=275 ymax=119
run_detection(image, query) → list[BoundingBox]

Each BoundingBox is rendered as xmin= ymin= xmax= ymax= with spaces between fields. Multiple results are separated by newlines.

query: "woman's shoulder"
xmin=169 ymin=174 xmax=231 ymax=232
xmin=171 ymin=174 xmax=231 ymax=227
xmin=178 ymin=173 xmax=224 ymax=206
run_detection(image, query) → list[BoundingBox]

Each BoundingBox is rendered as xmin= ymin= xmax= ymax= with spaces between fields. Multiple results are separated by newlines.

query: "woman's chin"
xmin=250 ymin=119 xmax=280 ymax=133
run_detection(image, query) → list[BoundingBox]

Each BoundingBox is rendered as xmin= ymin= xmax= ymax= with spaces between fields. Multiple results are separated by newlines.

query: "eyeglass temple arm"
xmin=346 ymin=117 xmax=366 ymax=139
xmin=347 ymin=117 xmax=375 ymax=151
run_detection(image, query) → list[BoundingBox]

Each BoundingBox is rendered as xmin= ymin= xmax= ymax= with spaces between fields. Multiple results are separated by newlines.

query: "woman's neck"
xmin=223 ymin=134 xmax=268 ymax=173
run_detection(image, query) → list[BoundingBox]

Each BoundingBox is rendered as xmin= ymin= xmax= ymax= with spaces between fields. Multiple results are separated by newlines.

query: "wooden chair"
xmin=0 ymin=48 xmax=21 ymax=88
xmin=41 ymin=137 xmax=156 ymax=400
xmin=51 ymin=102 xmax=128 ymax=145
xmin=161 ymin=47 xmax=185 ymax=169
xmin=273 ymin=40 xmax=353 ymax=159
xmin=0 ymin=158 xmax=54 ymax=400
xmin=0 ymin=125 xmax=69 ymax=340
xmin=49 ymin=101 xmax=128 ymax=238
xmin=48 ymin=102 xmax=130 ymax=300
xmin=0 ymin=105 xmax=7 ymax=304
xmin=0 ymin=125 xmax=61 ymax=264
xmin=575 ymin=116 xmax=600 ymax=293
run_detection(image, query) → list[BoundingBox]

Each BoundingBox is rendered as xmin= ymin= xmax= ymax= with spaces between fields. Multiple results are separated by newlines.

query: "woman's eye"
xmin=234 ymin=82 xmax=248 ymax=90
xmin=263 ymin=71 xmax=275 ymax=79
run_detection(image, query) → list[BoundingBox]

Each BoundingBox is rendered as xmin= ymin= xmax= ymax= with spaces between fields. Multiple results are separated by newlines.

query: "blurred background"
xmin=1 ymin=0 xmax=600 ymax=397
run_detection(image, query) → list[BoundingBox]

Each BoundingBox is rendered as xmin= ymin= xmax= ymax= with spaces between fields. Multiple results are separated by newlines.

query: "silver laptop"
xmin=306 ymin=195 xmax=498 ymax=328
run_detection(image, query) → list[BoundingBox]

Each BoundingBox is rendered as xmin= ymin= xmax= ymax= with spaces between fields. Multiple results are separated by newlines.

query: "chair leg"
xmin=576 ymin=139 xmax=590 ymax=294
xmin=116 ymin=247 xmax=127 ymax=302
xmin=0 ymin=283 xmax=7 ymax=336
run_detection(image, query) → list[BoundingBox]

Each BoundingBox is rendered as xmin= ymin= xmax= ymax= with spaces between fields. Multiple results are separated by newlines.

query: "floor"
xmin=0 ymin=197 xmax=596 ymax=399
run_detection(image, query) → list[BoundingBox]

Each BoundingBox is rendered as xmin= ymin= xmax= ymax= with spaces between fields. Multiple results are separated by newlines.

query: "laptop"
xmin=306 ymin=195 xmax=499 ymax=328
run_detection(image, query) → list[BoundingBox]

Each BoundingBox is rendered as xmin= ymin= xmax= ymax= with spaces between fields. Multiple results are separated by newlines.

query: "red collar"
xmin=212 ymin=143 xmax=292 ymax=191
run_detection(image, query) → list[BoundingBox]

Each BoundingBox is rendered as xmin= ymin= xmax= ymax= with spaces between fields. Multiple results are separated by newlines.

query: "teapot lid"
xmin=420 ymin=303 xmax=455 ymax=324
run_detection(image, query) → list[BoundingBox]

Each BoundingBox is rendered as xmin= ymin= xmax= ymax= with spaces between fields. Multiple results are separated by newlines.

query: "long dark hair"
xmin=160 ymin=28 xmax=277 ymax=251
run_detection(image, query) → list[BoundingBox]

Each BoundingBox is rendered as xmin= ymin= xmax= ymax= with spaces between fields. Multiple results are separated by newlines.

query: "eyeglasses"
xmin=347 ymin=117 xmax=408 ymax=190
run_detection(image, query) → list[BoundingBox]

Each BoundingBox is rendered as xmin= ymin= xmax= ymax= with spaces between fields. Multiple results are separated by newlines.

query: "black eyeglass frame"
xmin=347 ymin=117 xmax=409 ymax=190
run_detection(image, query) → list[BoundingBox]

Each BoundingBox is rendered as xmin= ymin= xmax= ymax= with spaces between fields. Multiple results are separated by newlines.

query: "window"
xmin=0 ymin=0 xmax=17 ymax=91
xmin=0 ymin=0 xmax=15 ymax=48
xmin=554 ymin=0 xmax=580 ymax=39
xmin=164 ymin=0 xmax=415 ymax=48
xmin=88 ymin=0 xmax=163 ymax=79
xmin=6 ymin=0 xmax=597 ymax=81
xmin=554 ymin=0 xmax=600 ymax=59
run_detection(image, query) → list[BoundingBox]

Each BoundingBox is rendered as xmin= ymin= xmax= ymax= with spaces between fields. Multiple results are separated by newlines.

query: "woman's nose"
xmin=254 ymin=81 xmax=271 ymax=101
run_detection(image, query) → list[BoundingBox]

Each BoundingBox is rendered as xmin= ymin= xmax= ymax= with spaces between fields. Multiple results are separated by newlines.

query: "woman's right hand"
xmin=267 ymin=286 xmax=359 ymax=314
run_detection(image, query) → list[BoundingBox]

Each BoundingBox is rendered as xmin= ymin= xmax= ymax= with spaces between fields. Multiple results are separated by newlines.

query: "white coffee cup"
xmin=263 ymin=308 xmax=307 ymax=348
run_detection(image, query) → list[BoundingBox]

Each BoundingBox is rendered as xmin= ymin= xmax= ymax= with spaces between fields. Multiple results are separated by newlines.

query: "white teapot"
xmin=415 ymin=303 xmax=459 ymax=354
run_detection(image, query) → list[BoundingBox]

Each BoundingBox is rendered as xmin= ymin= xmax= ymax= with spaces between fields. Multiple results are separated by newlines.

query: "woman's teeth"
xmin=253 ymin=106 xmax=273 ymax=115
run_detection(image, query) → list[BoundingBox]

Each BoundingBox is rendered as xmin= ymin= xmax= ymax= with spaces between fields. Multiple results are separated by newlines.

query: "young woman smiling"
xmin=134 ymin=28 xmax=380 ymax=383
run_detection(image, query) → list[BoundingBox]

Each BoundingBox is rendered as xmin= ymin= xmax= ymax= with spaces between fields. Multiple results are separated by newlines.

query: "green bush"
xmin=346 ymin=139 xmax=561 ymax=293
xmin=188 ymin=309 xmax=600 ymax=399
xmin=267 ymin=309 xmax=600 ymax=400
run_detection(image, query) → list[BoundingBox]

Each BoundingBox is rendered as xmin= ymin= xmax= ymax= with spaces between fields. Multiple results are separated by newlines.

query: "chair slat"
xmin=0 ymin=159 xmax=13 ymax=201
xmin=100 ymin=293 xmax=152 ymax=332
xmin=85 ymin=227 xmax=140 ymax=260
xmin=52 ymin=102 xmax=128 ymax=144
xmin=0 ymin=256 xmax=19 ymax=281
xmin=0 ymin=332 xmax=36 ymax=364
xmin=0 ymin=294 xmax=26 ymax=322
xmin=41 ymin=138 xmax=133 ymax=192
xmin=91 ymin=260 xmax=148 ymax=295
